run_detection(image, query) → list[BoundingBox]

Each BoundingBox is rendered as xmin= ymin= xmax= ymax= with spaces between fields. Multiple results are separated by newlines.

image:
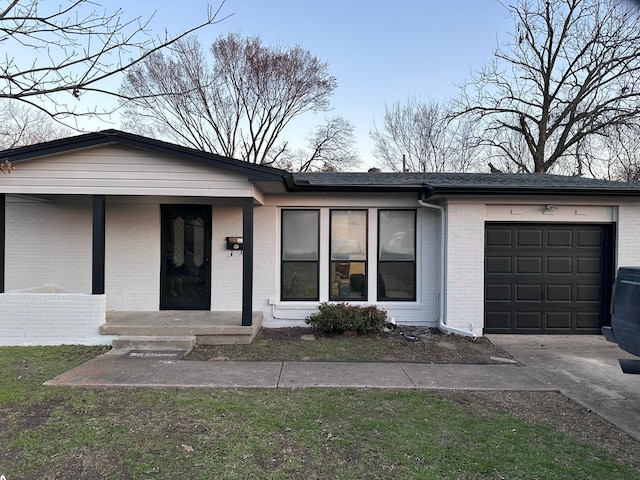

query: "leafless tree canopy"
xmin=598 ymin=124 xmax=640 ymax=182
xmin=370 ymin=96 xmax=480 ymax=172
xmin=120 ymin=34 xmax=350 ymax=169
xmin=0 ymin=0 xmax=225 ymax=121
xmin=456 ymin=0 xmax=640 ymax=173
xmin=0 ymin=102 xmax=71 ymax=149
xmin=280 ymin=116 xmax=360 ymax=172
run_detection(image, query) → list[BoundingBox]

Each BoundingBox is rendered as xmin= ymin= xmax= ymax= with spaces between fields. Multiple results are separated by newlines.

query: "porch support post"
xmin=0 ymin=194 xmax=4 ymax=293
xmin=92 ymin=195 xmax=106 ymax=295
xmin=241 ymin=197 xmax=254 ymax=326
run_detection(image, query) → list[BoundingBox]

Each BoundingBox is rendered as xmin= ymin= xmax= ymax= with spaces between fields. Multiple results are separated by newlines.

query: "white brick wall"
xmin=445 ymin=202 xmax=485 ymax=335
xmin=616 ymin=205 xmax=640 ymax=268
xmin=0 ymin=292 xmax=110 ymax=345
xmin=105 ymin=201 xmax=160 ymax=310
xmin=252 ymin=205 xmax=278 ymax=316
xmin=6 ymin=197 xmax=92 ymax=292
xmin=211 ymin=206 xmax=243 ymax=310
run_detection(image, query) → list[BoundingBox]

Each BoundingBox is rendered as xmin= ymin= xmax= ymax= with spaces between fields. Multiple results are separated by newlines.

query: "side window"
xmin=378 ymin=210 xmax=416 ymax=301
xmin=330 ymin=210 xmax=367 ymax=300
xmin=281 ymin=210 xmax=319 ymax=301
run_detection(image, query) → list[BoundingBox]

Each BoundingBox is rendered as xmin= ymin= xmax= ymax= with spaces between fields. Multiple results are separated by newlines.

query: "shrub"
xmin=305 ymin=302 xmax=388 ymax=334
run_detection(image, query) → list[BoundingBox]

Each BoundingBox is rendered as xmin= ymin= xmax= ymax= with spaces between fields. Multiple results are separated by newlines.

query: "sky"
xmin=86 ymin=0 xmax=514 ymax=170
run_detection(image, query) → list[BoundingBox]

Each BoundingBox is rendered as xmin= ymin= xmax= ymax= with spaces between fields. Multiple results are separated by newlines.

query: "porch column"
xmin=242 ymin=197 xmax=254 ymax=326
xmin=92 ymin=195 xmax=106 ymax=295
xmin=0 ymin=193 xmax=4 ymax=293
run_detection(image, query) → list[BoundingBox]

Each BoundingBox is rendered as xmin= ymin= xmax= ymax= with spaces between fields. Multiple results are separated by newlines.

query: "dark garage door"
xmin=484 ymin=223 xmax=614 ymax=334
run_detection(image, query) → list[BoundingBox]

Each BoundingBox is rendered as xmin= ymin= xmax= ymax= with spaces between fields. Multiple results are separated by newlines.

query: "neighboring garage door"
xmin=484 ymin=223 xmax=614 ymax=334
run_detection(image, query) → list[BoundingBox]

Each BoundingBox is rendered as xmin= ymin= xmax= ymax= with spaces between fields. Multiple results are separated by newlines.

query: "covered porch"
xmin=0 ymin=130 xmax=289 ymax=347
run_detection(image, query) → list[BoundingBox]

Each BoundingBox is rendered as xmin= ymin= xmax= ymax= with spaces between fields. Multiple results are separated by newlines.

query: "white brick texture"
xmin=445 ymin=203 xmax=485 ymax=334
xmin=211 ymin=206 xmax=244 ymax=310
xmin=617 ymin=205 xmax=640 ymax=268
xmin=105 ymin=201 xmax=160 ymax=310
xmin=6 ymin=197 xmax=92 ymax=292
xmin=0 ymin=292 xmax=109 ymax=346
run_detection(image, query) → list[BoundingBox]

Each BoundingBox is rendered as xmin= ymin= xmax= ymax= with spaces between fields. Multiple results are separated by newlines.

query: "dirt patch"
xmin=187 ymin=327 xmax=518 ymax=363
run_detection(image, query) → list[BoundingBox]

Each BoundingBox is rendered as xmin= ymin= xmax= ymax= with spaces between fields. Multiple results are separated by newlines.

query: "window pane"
xmin=282 ymin=262 xmax=318 ymax=300
xmin=330 ymin=262 xmax=366 ymax=300
xmin=379 ymin=210 xmax=415 ymax=260
xmin=331 ymin=210 xmax=367 ymax=260
xmin=283 ymin=210 xmax=318 ymax=260
xmin=173 ymin=216 xmax=185 ymax=267
xmin=378 ymin=262 xmax=415 ymax=300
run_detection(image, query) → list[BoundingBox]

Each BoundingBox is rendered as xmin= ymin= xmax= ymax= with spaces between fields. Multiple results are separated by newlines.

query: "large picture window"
xmin=378 ymin=210 xmax=416 ymax=301
xmin=281 ymin=210 xmax=319 ymax=301
xmin=330 ymin=210 xmax=367 ymax=300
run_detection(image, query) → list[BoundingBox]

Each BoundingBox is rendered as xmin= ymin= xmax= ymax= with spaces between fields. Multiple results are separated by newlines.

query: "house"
xmin=1 ymin=130 xmax=640 ymax=346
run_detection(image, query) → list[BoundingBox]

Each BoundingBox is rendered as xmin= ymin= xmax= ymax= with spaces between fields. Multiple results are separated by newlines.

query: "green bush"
xmin=305 ymin=302 xmax=388 ymax=334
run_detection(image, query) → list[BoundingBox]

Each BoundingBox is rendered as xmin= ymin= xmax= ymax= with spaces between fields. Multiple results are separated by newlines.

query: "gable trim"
xmin=1 ymin=130 xmax=289 ymax=184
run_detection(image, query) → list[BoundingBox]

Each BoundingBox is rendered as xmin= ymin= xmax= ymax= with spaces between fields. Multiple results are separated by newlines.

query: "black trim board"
xmin=92 ymin=195 xmax=106 ymax=295
xmin=242 ymin=198 xmax=254 ymax=326
xmin=0 ymin=194 xmax=4 ymax=293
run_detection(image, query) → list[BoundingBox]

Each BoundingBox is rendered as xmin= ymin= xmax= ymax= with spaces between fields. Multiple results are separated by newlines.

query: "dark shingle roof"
xmin=291 ymin=172 xmax=640 ymax=196
xmin=4 ymin=130 xmax=640 ymax=197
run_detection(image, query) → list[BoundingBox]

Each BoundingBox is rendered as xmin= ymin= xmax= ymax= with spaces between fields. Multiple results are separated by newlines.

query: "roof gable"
xmin=0 ymin=129 xmax=288 ymax=184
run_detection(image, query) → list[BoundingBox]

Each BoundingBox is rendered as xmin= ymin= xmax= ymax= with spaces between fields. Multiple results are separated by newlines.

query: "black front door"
xmin=160 ymin=205 xmax=212 ymax=310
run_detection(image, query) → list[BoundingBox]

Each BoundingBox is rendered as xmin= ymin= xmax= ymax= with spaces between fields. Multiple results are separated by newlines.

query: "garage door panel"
xmin=485 ymin=312 xmax=511 ymax=329
xmin=486 ymin=256 xmax=511 ymax=274
xmin=485 ymin=223 xmax=613 ymax=334
xmin=576 ymin=285 xmax=601 ymax=302
xmin=517 ymin=229 xmax=543 ymax=247
xmin=486 ymin=229 xmax=512 ymax=247
xmin=546 ymin=312 xmax=572 ymax=329
xmin=577 ymin=229 xmax=603 ymax=247
xmin=546 ymin=284 xmax=572 ymax=302
xmin=547 ymin=229 xmax=573 ymax=247
xmin=576 ymin=312 xmax=600 ymax=329
xmin=485 ymin=284 xmax=512 ymax=301
xmin=516 ymin=257 xmax=542 ymax=274
xmin=547 ymin=257 xmax=572 ymax=274
xmin=516 ymin=312 xmax=541 ymax=329
xmin=577 ymin=257 xmax=601 ymax=274
xmin=515 ymin=285 xmax=541 ymax=301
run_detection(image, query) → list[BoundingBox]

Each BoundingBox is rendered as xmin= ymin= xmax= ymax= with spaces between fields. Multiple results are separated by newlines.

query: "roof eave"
xmin=1 ymin=130 xmax=289 ymax=184
xmin=433 ymin=186 xmax=640 ymax=197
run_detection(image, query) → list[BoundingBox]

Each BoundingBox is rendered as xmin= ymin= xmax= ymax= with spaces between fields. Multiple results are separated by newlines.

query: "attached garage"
xmin=484 ymin=223 xmax=615 ymax=334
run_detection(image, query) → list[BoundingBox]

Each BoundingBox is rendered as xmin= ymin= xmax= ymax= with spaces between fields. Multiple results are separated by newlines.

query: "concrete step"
xmin=100 ymin=311 xmax=264 ymax=346
xmin=112 ymin=335 xmax=197 ymax=351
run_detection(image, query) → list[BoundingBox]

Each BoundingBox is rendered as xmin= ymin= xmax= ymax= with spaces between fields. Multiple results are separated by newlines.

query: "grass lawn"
xmin=1 ymin=346 xmax=639 ymax=479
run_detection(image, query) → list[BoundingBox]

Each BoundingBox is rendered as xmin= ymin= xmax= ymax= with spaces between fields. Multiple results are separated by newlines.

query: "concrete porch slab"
xmin=100 ymin=311 xmax=263 ymax=345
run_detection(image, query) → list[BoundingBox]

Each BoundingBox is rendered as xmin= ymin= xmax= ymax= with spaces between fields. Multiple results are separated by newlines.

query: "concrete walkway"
xmin=45 ymin=335 xmax=640 ymax=441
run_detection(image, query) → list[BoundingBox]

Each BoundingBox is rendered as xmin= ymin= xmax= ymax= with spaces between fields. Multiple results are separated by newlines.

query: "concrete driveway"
xmin=487 ymin=334 xmax=640 ymax=442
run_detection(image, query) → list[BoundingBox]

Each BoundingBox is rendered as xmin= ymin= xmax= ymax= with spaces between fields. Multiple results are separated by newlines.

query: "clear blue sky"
xmin=94 ymin=1 xmax=513 ymax=169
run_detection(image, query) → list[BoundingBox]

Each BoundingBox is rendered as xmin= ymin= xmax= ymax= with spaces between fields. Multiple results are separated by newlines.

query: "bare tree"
xmin=370 ymin=96 xmax=479 ymax=172
xmin=0 ymin=0 xmax=226 ymax=122
xmin=0 ymin=101 xmax=71 ymax=149
xmin=597 ymin=124 xmax=640 ymax=182
xmin=456 ymin=0 xmax=640 ymax=174
xmin=282 ymin=117 xmax=360 ymax=172
xmin=120 ymin=34 xmax=345 ymax=168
